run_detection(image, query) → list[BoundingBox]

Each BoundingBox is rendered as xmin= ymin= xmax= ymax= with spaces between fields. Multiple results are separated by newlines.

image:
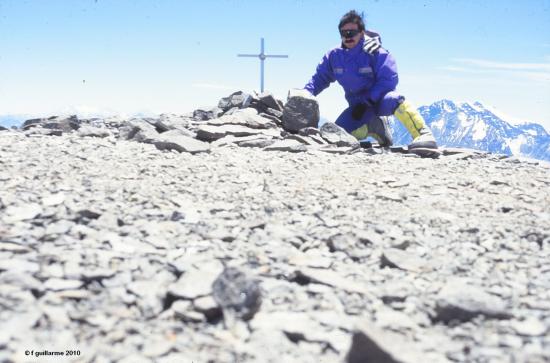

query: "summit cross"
xmin=237 ymin=38 xmax=288 ymax=93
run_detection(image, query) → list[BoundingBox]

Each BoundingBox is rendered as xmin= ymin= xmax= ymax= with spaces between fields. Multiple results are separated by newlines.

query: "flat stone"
xmin=238 ymin=138 xmax=276 ymax=148
xmin=208 ymin=108 xmax=277 ymax=129
xmin=152 ymin=129 xmax=210 ymax=154
xmin=434 ymin=280 xmax=512 ymax=323
xmin=169 ymin=261 xmax=223 ymax=299
xmin=116 ymin=117 xmax=153 ymax=140
xmin=42 ymin=193 xmax=66 ymax=206
xmin=196 ymin=124 xmax=280 ymax=142
xmin=346 ymin=323 xmax=441 ymax=363
xmin=288 ymin=251 xmax=333 ymax=269
xmin=44 ymin=278 xmax=84 ymax=291
xmin=263 ymin=139 xmax=308 ymax=153
xmin=284 ymin=134 xmax=319 ymax=145
xmin=0 ymin=259 xmax=40 ymax=273
xmin=3 ymin=203 xmax=42 ymax=222
xmin=380 ymin=248 xmax=426 ymax=272
xmin=319 ymin=122 xmax=359 ymax=147
xmin=293 ymin=268 xmax=367 ymax=294
xmin=510 ymin=317 xmax=547 ymax=336
xmin=153 ymin=113 xmax=193 ymax=133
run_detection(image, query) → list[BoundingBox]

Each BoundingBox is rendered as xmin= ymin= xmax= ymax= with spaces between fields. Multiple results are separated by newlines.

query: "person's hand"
xmin=352 ymin=103 xmax=368 ymax=120
xmin=363 ymin=34 xmax=382 ymax=54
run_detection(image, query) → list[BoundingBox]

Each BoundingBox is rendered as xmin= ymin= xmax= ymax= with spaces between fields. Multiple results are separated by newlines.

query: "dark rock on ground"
xmin=282 ymin=88 xmax=320 ymax=132
xmin=212 ymin=267 xmax=262 ymax=321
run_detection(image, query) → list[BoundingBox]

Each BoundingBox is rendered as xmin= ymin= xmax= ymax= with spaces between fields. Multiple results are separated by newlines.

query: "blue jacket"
xmin=304 ymin=36 xmax=399 ymax=106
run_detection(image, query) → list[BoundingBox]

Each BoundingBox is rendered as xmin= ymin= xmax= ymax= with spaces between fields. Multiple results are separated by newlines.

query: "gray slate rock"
xmin=320 ymin=122 xmax=360 ymax=148
xmin=258 ymin=112 xmax=283 ymax=126
xmin=319 ymin=122 xmax=360 ymax=148
xmin=347 ymin=324 xmax=445 ymax=363
xmin=153 ymin=129 xmax=210 ymax=154
xmin=282 ymin=89 xmax=320 ymax=132
xmin=263 ymin=139 xmax=308 ymax=153
xmin=317 ymin=145 xmax=355 ymax=154
xmin=24 ymin=126 xmax=63 ymax=136
xmin=193 ymin=107 xmax=222 ymax=121
xmin=22 ymin=115 xmax=80 ymax=131
xmin=380 ymin=248 xmax=425 ymax=272
xmin=212 ymin=267 xmax=262 ymax=321
xmin=196 ymin=124 xmax=280 ymax=142
xmin=284 ymin=134 xmax=319 ymax=145
xmin=207 ymin=108 xmax=277 ymax=129
xmin=152 ymin=114 xmax=194 ymax=135
xmin=298 ymin=127 xmax=322 ymax=137
xmin=257 ymin=91 xmax=283 ymax=112
xmin=218 ymin=91 xmax=252 ymax=111
xmin=237 ymin=138 xmax=277 ymax=148
xmin=434 ymin=280 xmax=512 ymax=323
xmin=118 ymin=118 xmax=158 ymax=141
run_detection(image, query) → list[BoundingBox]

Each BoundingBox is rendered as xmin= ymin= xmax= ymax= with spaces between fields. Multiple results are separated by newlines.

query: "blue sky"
xmin=1 ymin=0 xmax=549 ymax=129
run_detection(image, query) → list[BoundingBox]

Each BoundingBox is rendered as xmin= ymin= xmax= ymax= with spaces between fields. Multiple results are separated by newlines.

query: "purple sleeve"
xmin=368 ymin=49 xmax=399 ymax=103
xmin=304 ymin=52 xmax=335 ymax=96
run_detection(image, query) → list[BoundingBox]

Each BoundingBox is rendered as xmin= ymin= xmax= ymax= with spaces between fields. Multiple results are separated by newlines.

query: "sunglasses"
xmin=340 ymin=29 xmax=361 ymax=38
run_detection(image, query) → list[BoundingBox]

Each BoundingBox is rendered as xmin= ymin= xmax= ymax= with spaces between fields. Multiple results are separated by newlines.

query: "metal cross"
xmin=237 ymin=38 xmax=288 ymax=93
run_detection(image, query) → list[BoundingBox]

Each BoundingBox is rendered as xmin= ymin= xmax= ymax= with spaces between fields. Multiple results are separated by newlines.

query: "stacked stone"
xmin=8 ymin=89 xmax=432 ymax=158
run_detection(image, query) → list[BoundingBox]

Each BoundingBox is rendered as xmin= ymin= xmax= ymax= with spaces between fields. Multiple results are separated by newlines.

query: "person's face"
xmin=340 ymin=22 xmax=363 ymax=49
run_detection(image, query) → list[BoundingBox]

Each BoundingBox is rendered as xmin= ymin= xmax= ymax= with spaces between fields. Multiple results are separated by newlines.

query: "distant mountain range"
xmin=2 ymin=100 xmax=549 ymax=161
xmin=0 ymin=114 xmax=30 ymax=128
xmin=389 ymin=100 xmax=550 ymax=161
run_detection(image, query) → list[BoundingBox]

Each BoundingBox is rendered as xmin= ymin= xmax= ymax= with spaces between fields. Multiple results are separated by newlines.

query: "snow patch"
xmin=457 ymin=112 xmax=473 ymax=127
xmin=431 ymin=118 xmax=445 ymax=130
xmin=506 ymin=135 xmax=527 ymax=156
xmin=472 ymin=120 xmax=488 ymax=141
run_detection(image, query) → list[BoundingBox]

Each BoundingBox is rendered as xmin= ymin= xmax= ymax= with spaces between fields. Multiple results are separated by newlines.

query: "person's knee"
xmin=377 ymin=92 xmax=404 ymax=115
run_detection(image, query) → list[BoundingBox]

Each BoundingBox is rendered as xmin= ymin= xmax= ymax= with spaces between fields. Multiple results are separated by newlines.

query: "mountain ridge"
xmin=389 ymin=99 xmax=550 ymax=161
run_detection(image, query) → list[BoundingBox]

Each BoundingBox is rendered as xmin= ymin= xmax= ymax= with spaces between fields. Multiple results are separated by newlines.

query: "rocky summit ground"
xmin=1 ymin=124 xmax=550 ymax=362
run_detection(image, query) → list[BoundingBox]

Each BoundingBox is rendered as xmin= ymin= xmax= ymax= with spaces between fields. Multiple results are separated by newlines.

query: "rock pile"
xmin=1 ymin=90 xmax=549 ymax=363
xmin=6 ymin=89 xmax=464 ymax=158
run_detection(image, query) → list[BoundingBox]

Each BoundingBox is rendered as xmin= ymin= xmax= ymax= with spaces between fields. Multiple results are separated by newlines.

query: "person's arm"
xmin=304 ymin=52 xmax=335 ymax=96
xmin=366 ymin=48 xmax=399 ymax=104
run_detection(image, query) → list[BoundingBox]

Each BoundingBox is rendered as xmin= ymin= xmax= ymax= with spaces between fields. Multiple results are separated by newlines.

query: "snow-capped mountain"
xmin=390 ymin=100 xmax=550 ymax=161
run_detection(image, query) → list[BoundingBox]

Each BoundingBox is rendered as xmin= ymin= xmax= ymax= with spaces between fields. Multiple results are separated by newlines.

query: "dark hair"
xmin=338 ymin=10 xmax=365 ymax=31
